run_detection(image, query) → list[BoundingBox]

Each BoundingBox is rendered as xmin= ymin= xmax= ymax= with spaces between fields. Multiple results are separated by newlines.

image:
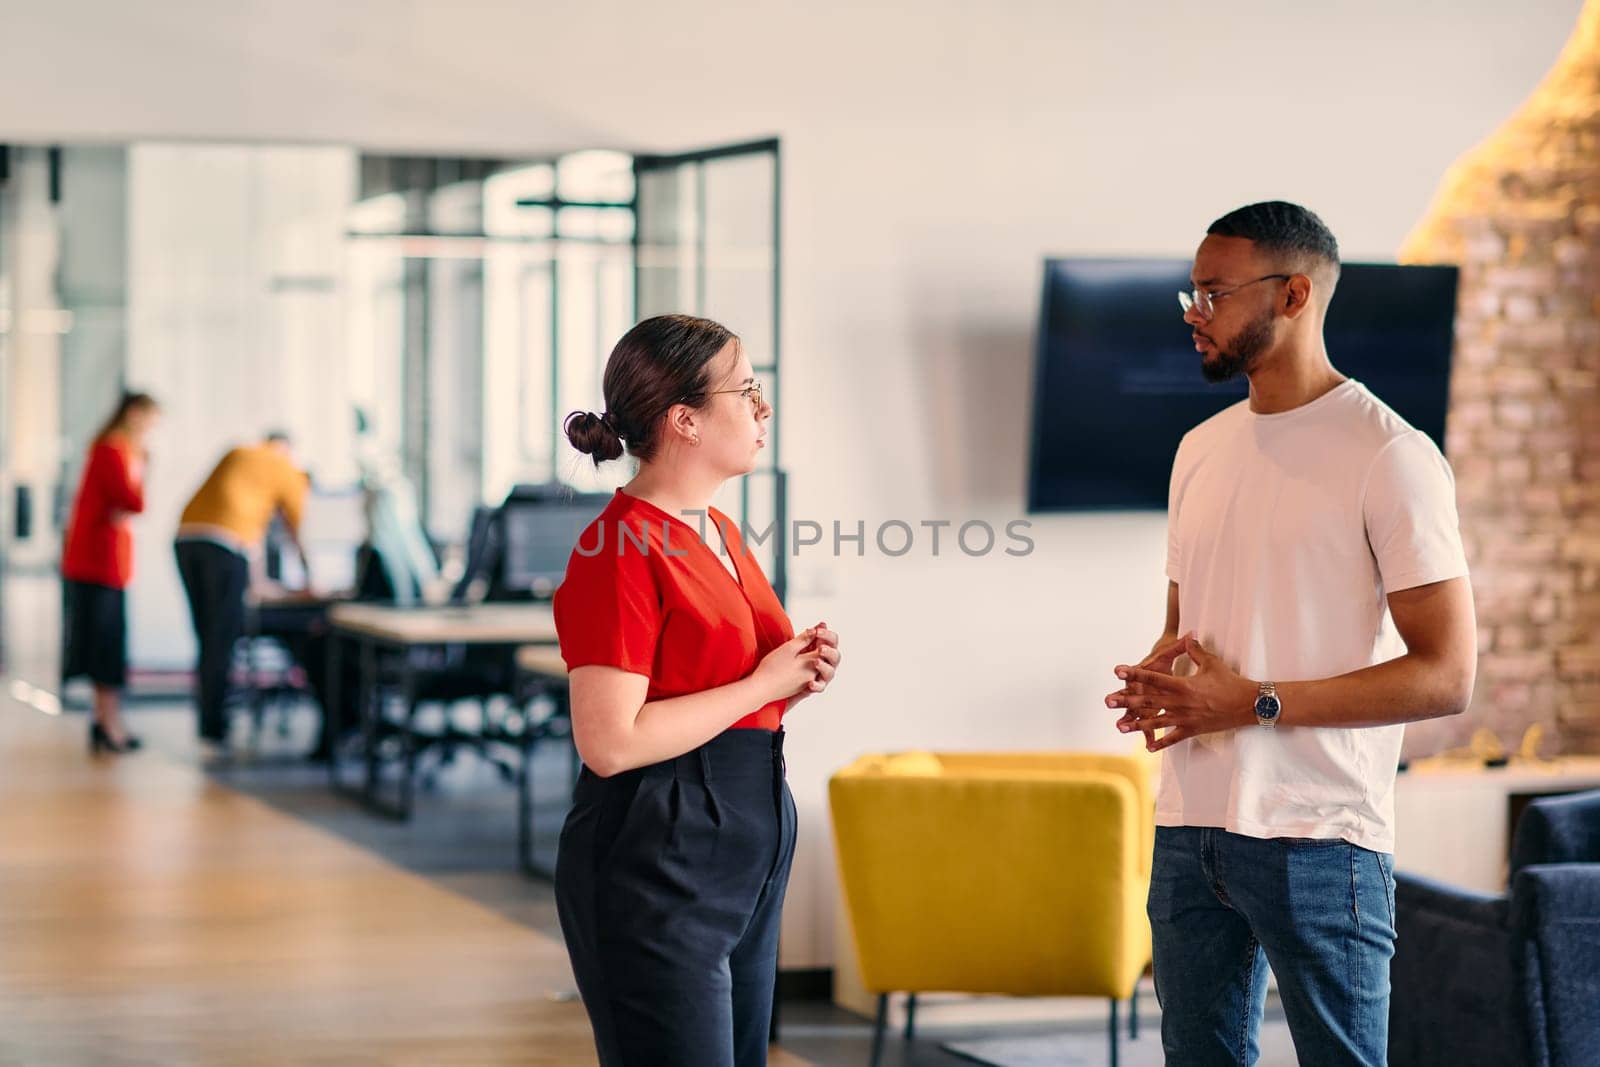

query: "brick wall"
xmin=1401 ymin=0 xmax=1600 ymax=756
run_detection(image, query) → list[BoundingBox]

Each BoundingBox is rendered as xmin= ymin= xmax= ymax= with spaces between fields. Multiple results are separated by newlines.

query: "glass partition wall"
xmin=635 ymin=140 xmax=785 ymax=599
xmin=0 ymin=138 xmax=784 ymax=675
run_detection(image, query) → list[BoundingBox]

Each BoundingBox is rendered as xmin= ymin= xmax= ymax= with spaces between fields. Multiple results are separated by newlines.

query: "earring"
xmin=692 ymin=435 xmax=701 ymax=446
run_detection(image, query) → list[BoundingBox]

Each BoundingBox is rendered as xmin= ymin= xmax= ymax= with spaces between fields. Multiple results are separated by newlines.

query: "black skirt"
xmin=62 ymin=579 xmax=128 ymax=688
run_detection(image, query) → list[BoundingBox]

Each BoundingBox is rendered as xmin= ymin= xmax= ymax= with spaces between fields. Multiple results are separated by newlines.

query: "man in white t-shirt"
xmin=1105 ymin=201 xmax=1477 ymax=1066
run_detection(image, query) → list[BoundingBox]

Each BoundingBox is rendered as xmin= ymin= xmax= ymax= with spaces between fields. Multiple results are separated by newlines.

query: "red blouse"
xmin=62 ymin=436 xmax=146 ymax=590
xmin=553 ymin=489 xmax=794 ymax=731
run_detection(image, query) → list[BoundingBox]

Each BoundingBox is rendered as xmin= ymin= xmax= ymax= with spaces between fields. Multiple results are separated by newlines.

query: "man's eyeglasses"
xmin=704 ymin=380 xmax=764 ymax=410
xmin=1178 ymin=274 xmax=1291 ymax=321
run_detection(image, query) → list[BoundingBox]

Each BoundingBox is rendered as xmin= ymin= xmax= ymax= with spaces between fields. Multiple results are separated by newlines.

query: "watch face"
xmin=1255 ymin=694 xmax=1281 ymax=721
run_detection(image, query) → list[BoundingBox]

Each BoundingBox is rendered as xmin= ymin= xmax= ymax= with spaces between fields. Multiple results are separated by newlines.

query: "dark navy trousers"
xmin=555 ymin=728 xmax=797 ymax=1067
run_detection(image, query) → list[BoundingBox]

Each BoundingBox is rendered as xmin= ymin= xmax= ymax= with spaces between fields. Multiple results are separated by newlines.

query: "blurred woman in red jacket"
xmin=62 ymin=392 xmax=160 ymax=754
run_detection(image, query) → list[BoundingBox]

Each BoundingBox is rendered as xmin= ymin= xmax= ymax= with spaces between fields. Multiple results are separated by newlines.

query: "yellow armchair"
xmin=829 ymin=751 xmax=1155 ymax=1065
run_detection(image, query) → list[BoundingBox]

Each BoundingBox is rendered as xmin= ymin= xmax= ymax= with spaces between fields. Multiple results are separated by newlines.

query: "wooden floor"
xmin=0 ymin=690 xmax=812 ymax=1066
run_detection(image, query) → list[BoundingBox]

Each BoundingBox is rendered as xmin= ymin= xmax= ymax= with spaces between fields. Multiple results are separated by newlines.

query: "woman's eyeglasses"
xmin=704 ymin=380 xmax=764 ymax=409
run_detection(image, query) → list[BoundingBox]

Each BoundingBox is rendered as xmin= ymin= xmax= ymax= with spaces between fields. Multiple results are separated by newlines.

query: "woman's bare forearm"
xmin=582 ymin=675 xmax=776 ymax=776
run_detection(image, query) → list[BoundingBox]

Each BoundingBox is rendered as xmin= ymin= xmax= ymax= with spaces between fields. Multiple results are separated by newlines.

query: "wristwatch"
xmin=1254 ymin=682 xmax=1282 ymax=728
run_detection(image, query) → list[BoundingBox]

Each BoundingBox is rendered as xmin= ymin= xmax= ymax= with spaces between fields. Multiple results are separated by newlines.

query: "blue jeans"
xmin=1148 ymin=826 xmax=1397 ymax=1066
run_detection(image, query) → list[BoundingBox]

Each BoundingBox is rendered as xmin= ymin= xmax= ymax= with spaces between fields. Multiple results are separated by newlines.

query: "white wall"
xmin=126 ymin=144 xmax=356 ymax=666
xmin=0 ymin=149 xmax=66 ymax=570
xmin=0 ymin=0 xmax=1586 ymax=969
xmin=57 ymin=146 xmax=130 ymax=471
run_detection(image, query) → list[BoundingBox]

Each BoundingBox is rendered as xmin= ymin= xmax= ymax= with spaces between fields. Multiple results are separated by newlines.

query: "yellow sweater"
xmin=178 ymin=444 xmax=309 ymax=547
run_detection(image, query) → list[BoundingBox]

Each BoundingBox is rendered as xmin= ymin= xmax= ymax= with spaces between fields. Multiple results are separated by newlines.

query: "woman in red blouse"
xmin=553 ymin=315 xmax=841 ymax=1066
xmin=62 ymin=391 xmax=160 ymax=754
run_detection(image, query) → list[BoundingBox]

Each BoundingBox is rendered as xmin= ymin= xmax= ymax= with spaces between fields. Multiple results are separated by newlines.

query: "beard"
xmin=1199 ymin=307 xmax=1275 ymax=383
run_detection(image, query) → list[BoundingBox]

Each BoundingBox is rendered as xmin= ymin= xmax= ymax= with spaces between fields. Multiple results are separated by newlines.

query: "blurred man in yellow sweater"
xmin=175 ymin=432 xmax=310 ymax=746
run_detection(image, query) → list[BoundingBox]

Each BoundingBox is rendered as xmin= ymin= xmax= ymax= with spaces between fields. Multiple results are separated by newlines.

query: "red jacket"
xmin=62 ymin=436 xmax=145 ymax=589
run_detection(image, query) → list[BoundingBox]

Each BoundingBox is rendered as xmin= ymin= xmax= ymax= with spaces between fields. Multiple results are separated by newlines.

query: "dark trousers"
xmin=174 ymin=540 xmax=249 ymax=741
xmin=556 ymin=728 xmax=797 ymax=1067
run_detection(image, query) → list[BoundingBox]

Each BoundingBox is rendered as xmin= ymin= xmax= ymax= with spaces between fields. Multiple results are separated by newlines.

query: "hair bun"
xmin=564 ymin=409 xmax=626 ymax=465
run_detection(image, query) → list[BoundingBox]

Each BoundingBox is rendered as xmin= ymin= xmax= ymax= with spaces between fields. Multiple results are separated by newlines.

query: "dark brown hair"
xmin=94 ymin=391 xmax=159 ymax=444
xmin=565 ymin=314 xmax=737 ymax=466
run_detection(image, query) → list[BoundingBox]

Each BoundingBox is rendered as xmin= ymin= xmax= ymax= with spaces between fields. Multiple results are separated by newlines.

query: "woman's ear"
xmin=666 ymin=403 xmax=700 ymax=445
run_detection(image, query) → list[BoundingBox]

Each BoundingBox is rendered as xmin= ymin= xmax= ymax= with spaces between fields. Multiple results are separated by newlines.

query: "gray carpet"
xmin=943 ymin=1015 xmax=1298 ymax=1066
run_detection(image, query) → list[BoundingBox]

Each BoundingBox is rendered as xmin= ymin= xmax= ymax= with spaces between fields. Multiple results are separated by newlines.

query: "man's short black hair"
xmin=1208 ymin=201 xmax=1341 ymax=274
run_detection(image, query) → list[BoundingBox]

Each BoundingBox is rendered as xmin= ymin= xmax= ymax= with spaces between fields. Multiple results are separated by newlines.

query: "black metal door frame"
xmin=631 ymin=138 xmax=786 ymax=603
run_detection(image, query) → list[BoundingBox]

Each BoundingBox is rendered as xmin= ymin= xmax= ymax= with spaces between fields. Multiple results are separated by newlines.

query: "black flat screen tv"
xmin=1026 ymin=259 xmax=1459 ymax=512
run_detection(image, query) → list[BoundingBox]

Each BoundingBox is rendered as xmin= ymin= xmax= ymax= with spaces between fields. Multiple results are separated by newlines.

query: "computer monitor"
xmin=498 ymin=494 xmax=613 ymax=599
xmin=270 ymin=487 xmax=365 ymax=592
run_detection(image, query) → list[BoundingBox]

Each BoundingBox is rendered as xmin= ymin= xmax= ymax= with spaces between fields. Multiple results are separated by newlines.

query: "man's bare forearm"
xmin=1274 ymin=652 xmax=1474 ymax=729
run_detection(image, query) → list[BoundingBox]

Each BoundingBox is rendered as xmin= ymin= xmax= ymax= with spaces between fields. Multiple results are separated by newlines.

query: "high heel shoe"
xmin=89 ymin=722 xmax=142 ymax=754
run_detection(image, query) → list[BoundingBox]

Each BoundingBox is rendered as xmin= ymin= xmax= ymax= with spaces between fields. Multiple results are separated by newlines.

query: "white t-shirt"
xmin=1159 ymin=378 xmax=1469 ymax=853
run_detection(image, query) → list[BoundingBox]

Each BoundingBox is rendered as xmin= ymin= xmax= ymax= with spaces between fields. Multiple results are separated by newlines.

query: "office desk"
xmin=240 ymin=593 xmax=347 ymax=744
xmin=330 ymin=602 xmax=558 ymax=645
xmin=513 ymin=644 xmax=575 ymax=877
xmin=325 ymin=603 xmax=559 ymax=820
xmin=515 ymin=644 xmax=569 ymax=679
